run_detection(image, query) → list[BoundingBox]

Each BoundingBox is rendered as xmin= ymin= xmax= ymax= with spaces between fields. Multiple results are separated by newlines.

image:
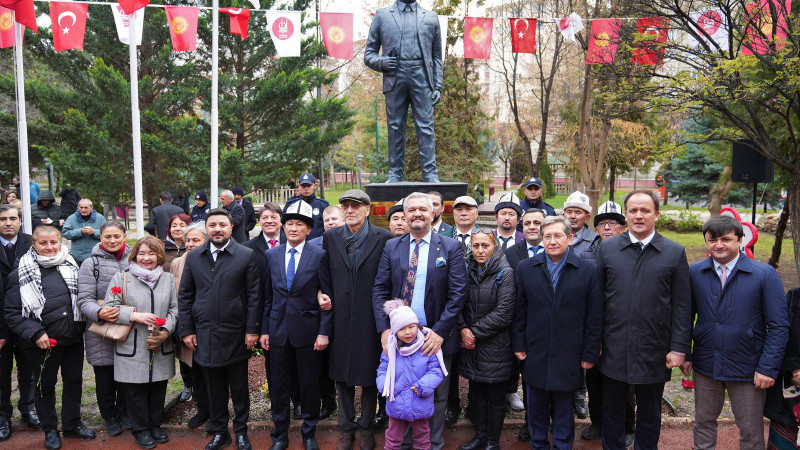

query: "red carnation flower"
xmin=154 ymin=318 xmax=166 ymax=327
xmin=111 ymin=286 xmax=122 ymax=295
xmin=682 ymin=378 xmax=695 ymax=390
xmin=48 ymin=338 xmax=57 ymax=347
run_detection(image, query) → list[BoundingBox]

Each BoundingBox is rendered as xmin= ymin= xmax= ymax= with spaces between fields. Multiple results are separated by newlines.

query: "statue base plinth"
xmin=364 ymin=182 xmax=468 ymax=202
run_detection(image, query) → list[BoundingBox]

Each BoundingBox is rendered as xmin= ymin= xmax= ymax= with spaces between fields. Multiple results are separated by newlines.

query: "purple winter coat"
xmin=376 ymin=344 xmax=444 ymax=421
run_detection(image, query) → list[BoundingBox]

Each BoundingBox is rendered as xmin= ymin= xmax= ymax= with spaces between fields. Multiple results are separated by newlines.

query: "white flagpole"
xmin=210 ymin=0 xmax=219 ymax=209
xmin=129 ymin=12 xmax=145 ymax=238
xmin=14 ymin=23 xmax=32 ymax=234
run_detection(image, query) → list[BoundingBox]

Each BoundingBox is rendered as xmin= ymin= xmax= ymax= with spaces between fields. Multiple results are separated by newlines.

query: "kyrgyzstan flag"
xmin=220 ymin=8 xmax=250 ymax=39
xmin=464 ymin=17 xmax=493 ymax=59
xmin=743 ymin=0 xmax=791 ymax=55
xmin=117 ymin=0 xmax=148 ymax=15
xmin=165 ymin=5 xmax=198 ymax=52
xmin=632 ymin=17 xmax=669 ymax=65
xmin=50 ymin=2 xmax=88 ymax=52
xmin=509 ymin=18 xmax=536 ymax=54
xmin=0 ymin=0 xmax=36 ymax=33
xmin=320 ymin=12 xmax=353 ymax=60
xmin=0 ymin=7 xmax=16 ymax=47
xmin=586 ymin=19 xmax=621 ymax=65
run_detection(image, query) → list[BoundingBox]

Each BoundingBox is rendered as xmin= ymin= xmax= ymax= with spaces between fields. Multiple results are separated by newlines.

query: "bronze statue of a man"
xmin=365 ymin=0 xmax=443 ymax=183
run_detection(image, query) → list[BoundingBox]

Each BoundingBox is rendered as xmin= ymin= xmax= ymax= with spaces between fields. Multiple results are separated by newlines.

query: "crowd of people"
xmin=0 ymin=172 xmax=796 ymax=450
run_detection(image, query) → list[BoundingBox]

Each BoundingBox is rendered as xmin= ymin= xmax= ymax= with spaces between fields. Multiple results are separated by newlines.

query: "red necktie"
xmin=269 ymin=239 xmax=277 ymax=249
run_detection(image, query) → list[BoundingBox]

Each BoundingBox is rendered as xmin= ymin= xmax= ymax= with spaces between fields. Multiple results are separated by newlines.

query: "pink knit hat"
xmin=385 ymin=299 xmax=419 ymax=335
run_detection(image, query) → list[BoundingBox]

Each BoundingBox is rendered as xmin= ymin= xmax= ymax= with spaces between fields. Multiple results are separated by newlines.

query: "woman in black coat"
xmin=457 ymin=230 xmax=516 ymax=450
xmin=764 ymin=287 xmax=800 ymax=449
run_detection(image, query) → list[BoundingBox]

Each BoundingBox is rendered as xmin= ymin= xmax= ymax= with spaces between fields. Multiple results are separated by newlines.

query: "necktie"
xmin=499 ymin=236 xmax=511 ymax=251
xmin=639 ymin=242 xmax=645 ymax=253
xmin=457 ymin=234 xmax=467 ymax=248
xmin=719 ymin=264 xmax=727 ymax=288
xmin=401 ymin=239 xmax=421 ymax=305
xmin=269 ymin=239 xmax=277 ymax=249
xmin=528 ymin=247 xmax=534 ymax=258
xmin=5 ymin=243 xmax=13 ymax=249
xmin=287 ymin=248 xmax=297 ymax=291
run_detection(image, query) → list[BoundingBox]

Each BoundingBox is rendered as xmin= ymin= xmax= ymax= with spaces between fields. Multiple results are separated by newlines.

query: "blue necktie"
xmin=287 ymin=248 xmax=297 ymax=291
xmin=528 ymin=247 xmax=534 ymax=258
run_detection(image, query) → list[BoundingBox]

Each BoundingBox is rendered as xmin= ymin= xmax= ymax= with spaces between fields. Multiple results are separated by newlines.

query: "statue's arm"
xmin=365 ymin=14 xmax=385 ymax=72
xmin=432 ymin=16 xmax=443 ymax=92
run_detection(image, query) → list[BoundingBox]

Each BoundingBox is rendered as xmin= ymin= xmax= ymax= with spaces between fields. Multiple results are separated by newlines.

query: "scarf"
xmin=382 ymin=327 xmax=448 ymax=401
xmin=18 ymin=245 xmax=82 ymax=322
xmin=77 ymin=210 xmax=97 ymax=223
xmin=128 ymin=263 xmax=163 ymax=290
xmin=546 ymin=250 xmax=569 ymax=291
xmin=344 ymin=221 xmax=369 ymax=271
xmin=100 ymin=243 xmax=127 ymax=261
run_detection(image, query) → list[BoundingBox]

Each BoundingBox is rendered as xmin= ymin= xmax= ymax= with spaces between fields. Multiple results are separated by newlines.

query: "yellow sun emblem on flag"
xmin=328 ymin=26 xmax=345 ymax=44
xmin=758 ymin=10 xmax=774 ymax=37
xmin=595 ymin=31 xmax=610 ymax=48
xmin=469 ymin=26 xmax=485 ymax=43
xmin=0 ymin=12 xmax=13 ymax=31
xmin=172 ymin=16 xmax=188 ymax=35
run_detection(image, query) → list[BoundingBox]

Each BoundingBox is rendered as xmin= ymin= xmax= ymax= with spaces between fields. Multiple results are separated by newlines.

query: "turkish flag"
xmin=632 ymin=17 xmax=669 ymax=65
xmin=165 ymin=6 xmax=198 ymax=52
xmin=743 ymin=0 xmax=791 ymax=55
xmin=50 ymin=2 xmax=88 ymax=52
xmin=320 ymin=12 xmax=353 ymax=60
xmin=220 ymin=8 xmax=250 ymax=39
xmin=464 ymin=17 xmax=493 ymax=59
xmin=586 ymin=19 xmax=621 ymax=65
xmin=117 ymin=0 xmax=148 ymax=15
xmin=509 ymin=18 xmax=536 ymax=54
xmin=0 ymin=7 xmax=16 ymax=47
xmin=0 ymin=0 xmax=36 ymax=33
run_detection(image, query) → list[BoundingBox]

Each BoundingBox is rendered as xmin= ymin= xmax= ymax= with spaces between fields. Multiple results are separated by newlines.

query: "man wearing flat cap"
xmin=283 ymin=174 xmax=330 ymax=240
xmin=317 ymin=189 xmax=393 ymax=449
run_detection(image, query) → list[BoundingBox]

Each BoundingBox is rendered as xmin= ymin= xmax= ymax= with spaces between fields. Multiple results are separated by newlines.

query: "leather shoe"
xmin=358 ymin=429 xmax=375 ymax=450
xmin=372 ymin=410 xmax=388 ymax=428
xmin=21 ymin=410 xmax=41 ymax=429
xmin=103 ymin=418 xmax=123 ymax=437
xmin=573 ymin=400 xmax=589 ymax=419
xmin=44 ymin=429 xmax=62 ymax=450
xmin=120 ymin=415 xmax=132 ymax=430
xmin=235 ymin=434 xmax=252 ymax=450
xmin=445 ymin=406 xmax=460 ymax=425
xmin=269 ymin=440 xmax=288 ymax=450
xmin=581 ymin=423 xmax=601 ymax=440
xmin=204 ymin=433 xmax=232 ymax=450
xmin=337 ymin=432 xmax=355 ymax=450
xmin=63 ymin=422 xmax=96 ymax=440
xmin=179 ymin=386 xmax=193 ymax=402
xmin=518 ymin=425 xmax=531 ymax=442
xmin=188 ymin=413 xmax=209 ymax=428
xmin=151 ymin=427 xmax=168 ymax=443
xmin=0 ymin=417 xmax=11 ymax=441
xmin=134 ymin=432 xmax=156 ymax=449
xmin=303 ymin=436 xmax=320 ymax=450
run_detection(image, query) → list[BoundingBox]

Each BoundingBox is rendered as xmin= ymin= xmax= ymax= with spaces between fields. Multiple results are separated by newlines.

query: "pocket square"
xmin=436 ymin=257 xmax=447 ymax=267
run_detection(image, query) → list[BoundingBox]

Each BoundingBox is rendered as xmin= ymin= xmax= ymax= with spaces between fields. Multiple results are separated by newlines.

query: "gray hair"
xmin=404 ymin=192 xmax=434 ymax=212
xmin=79 ymin=199 xmax=93 ymax=207
xmin=220 ymin=190 xmax=234 ymax=200
xmin=184 ymin=221 xmax=208 ymax=239
xmin=541 ymin=216 xmax=572 ymax=236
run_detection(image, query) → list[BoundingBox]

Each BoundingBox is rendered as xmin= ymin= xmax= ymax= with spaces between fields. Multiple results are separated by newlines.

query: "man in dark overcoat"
xmin=595 ymin=190 xmax=691 ymax=450
xmin=319 ymin=189 xmax=393 ymax=450
xmin=179 ymin=208 xmax=262 ymax=450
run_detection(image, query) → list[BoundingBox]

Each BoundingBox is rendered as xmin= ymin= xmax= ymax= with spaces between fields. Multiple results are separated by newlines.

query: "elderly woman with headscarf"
xmin=4 ymin=225 xmax=96 ymax=450
xmin=162 ymin=214 xmax=190 ymax=271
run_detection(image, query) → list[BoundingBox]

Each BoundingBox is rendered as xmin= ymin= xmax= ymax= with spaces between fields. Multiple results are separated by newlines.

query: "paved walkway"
xmin=1 ymin=419 xmax=767 ymax=449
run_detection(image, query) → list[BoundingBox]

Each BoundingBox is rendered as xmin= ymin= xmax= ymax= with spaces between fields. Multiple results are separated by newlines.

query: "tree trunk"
xmin=768 ymin=189 xmax=790 ymax=269
xmin=609 ymin=164 xmax=617 ymax=202
xmin=708 ymin=166 xmax=735 ymax=216
xmin=788 ymin=174 xmax=800 ymax=282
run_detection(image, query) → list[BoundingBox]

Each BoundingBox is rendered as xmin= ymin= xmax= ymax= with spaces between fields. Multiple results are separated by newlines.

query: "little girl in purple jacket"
xmin=377 ymin=300 xmax=447 ymax=450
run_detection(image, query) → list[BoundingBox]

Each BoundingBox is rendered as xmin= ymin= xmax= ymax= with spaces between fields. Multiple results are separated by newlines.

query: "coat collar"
xmin=619 ymin=230 xmax=665 ymax=252
xmin=530 ymin=247 xmax=580 ymax=267
xmin=698 ymin=253 xmax=752 ymax=274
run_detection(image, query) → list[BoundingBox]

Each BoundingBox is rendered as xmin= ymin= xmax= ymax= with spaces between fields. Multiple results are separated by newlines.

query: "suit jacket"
xmin=241 ymin=198 xmax=257 ymax=233
xmin=494 ymin=230 xmax=525 ymax=249
xmin=505 ymin=240 xmax=530 ymax=271
xmin=245 ymin=233 xmax=286 ymax=274
xmin=322 ymin=224 xmax=394 ymax=385
xmin=262 ymin=243 xmax=332 ymax=347
xmin=0 ymin=233 xmax=31 ymax=339
xmin=178 ymin=239 xmax=262 ymax=367
xmin=364 ymin=2 xmax=443 ymax=93
xmin=372 ymin=231 xmax=467 ymax=355
xmin=433 ymin=221 xmax=452 ymax=234
xmin=144 ymin=202 xmax=184 ymax=240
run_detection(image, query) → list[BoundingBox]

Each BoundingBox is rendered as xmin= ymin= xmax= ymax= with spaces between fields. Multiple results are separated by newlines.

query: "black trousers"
xmin=191 ymin=361 xmax=209 ymax=422
xmin=446 ymin=352 xmax=461 ymax=410
xmin=179 ymin=361 xmax=193 ymax=388
xmin=270 ymin=344 xmax=319 ymax=442
xmin=319 ymin=348 xmax=336 ymax=409
xmin=602 ymin=376 xmax=664 ymax=450
xmin=203 ymin=360 xmax=250 ymax=435
xmin=585 ymin=366 xmax=634 ymax=432
xmin=336 ymin=382 xmax=377 ymax=434
xmin=264 ymin=351 xmax=301 ymax=406
xmin=122 ymin=381 xmax=167 ymax=434
xmin=0 ymin=335 xmax=35 ymax=421
xmin=469 ymin=380 xmax=505 ymax=435
xmin=93 ymin=365 xmax=127 ymax=422
xmin=27 ymin=340 xmax=83 ymax=433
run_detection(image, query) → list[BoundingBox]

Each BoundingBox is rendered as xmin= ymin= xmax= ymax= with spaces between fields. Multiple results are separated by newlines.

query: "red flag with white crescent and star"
xmin=0 ymin=7 xmax=16 ymax=48
xmin=50 ymin=1 xmax=88 ymax=52
xmin=320 ymin=12 xmax=353 ymax=60
xmin=464 ymin=17 xmax=493 ymax=59
xmin=509 ymin=17 xmax=536 ymax=54
xmin=164 ymin=5 xmax=198 ymax=52
xmin=632 ymin=17 xmax=669 ymax=65
xmin=0 ymin=0 xmax=36 ymax=33
xmin=220 ymin=8 xmax=250 ymax=39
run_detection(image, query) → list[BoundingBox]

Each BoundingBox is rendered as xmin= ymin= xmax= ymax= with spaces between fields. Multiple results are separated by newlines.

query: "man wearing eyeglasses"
xmin=517 ymin=177 xmax=555 ymax=233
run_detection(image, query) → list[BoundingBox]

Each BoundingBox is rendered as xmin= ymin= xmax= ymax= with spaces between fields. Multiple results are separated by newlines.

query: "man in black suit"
xmin=260 ymin=200 xmax=331 ymax=450
xmin=318 ymin=190 xmax=393 ymax=449
xmin=144 ymin=192 xmax=184 ymax=239
xmin=179 ymin=208 xmax=262 ymax=450
xmin=220 ymin=190 xmax=248 ymax=243
xmin=428 ymin=191 xmax=452 ymax=234
xmin=233 ymin=187 xmax=257 ymax=239
xmin=0 ymin=204 xmax=38 ymax=440
xmin=245 ymin=202 xmax=285 ymax=269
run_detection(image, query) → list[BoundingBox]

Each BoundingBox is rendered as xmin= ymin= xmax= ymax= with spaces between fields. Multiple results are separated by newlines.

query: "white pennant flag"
xmin=111 ymin=3 xmax=145 ymax=45
xmin=266 ymin=10 xmax=301 ymax=57
xmin=557 ymin=12 xmax=584 ymax=43
xmin=689 ymin=8 xmax=729 ymax=51
xmin=438 ymin=16 xmax=449 ymax=54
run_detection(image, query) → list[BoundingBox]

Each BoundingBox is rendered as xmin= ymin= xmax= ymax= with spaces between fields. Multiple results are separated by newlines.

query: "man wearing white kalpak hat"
xmin=563 ymin=191 xmax=597 ymax=259
xmin=261 ymin=200 xmax=331 ymax=450
xmin=493 ymin=192 xmax=524 ymax=252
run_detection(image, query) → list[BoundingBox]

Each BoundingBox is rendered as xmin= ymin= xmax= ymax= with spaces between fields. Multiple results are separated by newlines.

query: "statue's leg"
xmin=385 ymin=69 xmax=412 ymax=183
xmin=408 ymin=65 xmax=439 ymax=183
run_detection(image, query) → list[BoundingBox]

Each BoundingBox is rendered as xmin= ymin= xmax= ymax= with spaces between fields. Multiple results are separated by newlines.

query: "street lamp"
xmin=356 ymin=153 xmax=364 ymax=189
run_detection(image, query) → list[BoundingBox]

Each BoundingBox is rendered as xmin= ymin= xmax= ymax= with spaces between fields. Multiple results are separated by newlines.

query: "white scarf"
xmin=382 ymin=327 xmax=448 ymax=401
xmin=18 ymin=245 xmax=82 ymax=322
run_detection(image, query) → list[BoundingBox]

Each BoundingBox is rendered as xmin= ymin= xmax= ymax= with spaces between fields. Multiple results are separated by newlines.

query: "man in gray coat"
xmin=364 ymin=0 xmax=443 ymax=183
xmin=596 ymin=190 xmax=691 ymax=450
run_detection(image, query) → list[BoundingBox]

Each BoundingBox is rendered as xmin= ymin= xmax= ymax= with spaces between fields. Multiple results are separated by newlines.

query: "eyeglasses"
xmin=470 ymin=227 xmax=495 ymax=235
xmin=597 ymin=220 xmax=621 ymax=228
xmin=542 ymin=233 xmax=568 ymax=241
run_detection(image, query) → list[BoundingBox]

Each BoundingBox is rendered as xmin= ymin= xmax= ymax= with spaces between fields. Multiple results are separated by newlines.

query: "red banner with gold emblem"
xmin=164 ymin=5 xmax=198 ymax=52
xmin=586 ymin=19 xmax=621 ymax=65
xmin=0 ymin=0 xmax=36 ymax=33
xmin=0 ymin=7 xmax=15 ymax=48
xmin=320 ymin=12 xmax=353 ymax=60
xmin=743 ymin=0 xmax=791 ymax=55
xmin=464 ymin=17 xmax=493 ymax=59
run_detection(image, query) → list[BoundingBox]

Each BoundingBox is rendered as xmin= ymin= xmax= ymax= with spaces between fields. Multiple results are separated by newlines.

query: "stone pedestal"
xmin=364 ymin=182 xmax=468 ymax=202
